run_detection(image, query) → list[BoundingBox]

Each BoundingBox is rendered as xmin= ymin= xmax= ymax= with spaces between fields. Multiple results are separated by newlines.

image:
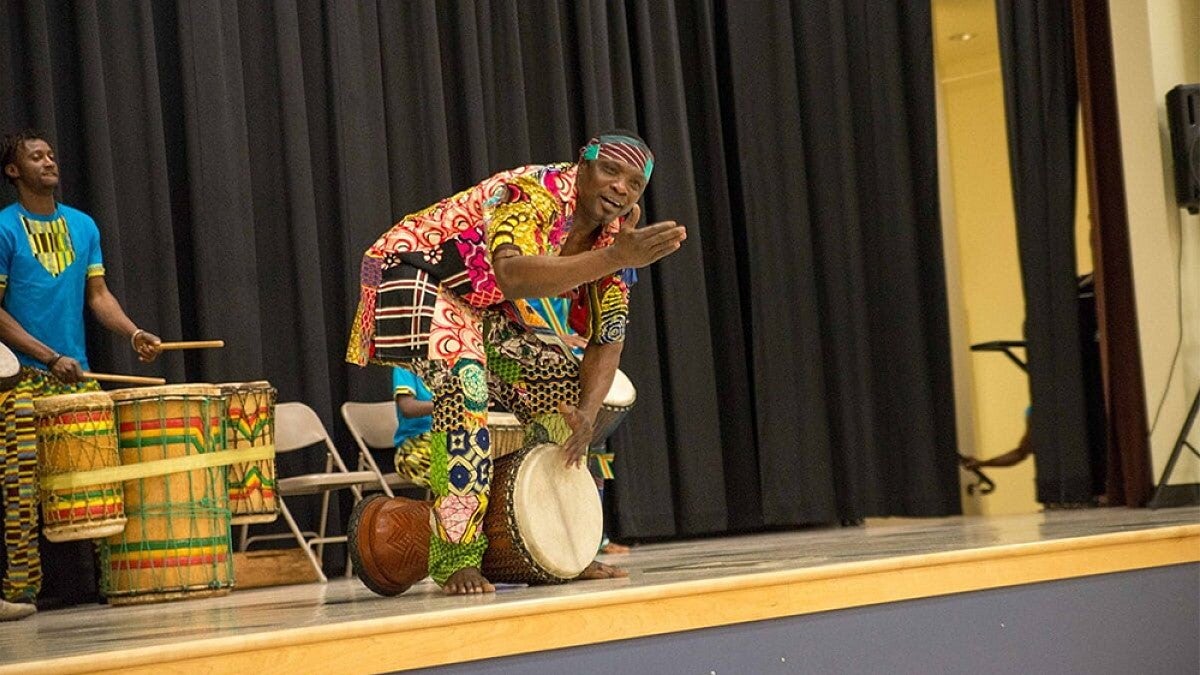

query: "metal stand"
xmin=1148 ymin=389 xmax=1200 ymax=508
xmin=969 ymin=340 xmax=1028 ymax=373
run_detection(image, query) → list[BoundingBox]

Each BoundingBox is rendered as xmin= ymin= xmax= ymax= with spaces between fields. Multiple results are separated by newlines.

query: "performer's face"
xmin=4 ymin=139 xmax=59 ymax=192
xmin=577 ymin=157 xmax=646 ymax=226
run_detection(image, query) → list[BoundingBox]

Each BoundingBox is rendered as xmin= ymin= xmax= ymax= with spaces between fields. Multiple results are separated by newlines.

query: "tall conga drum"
xmin=481 ymin=443 xmax=603 ymax=584
xmin=217 ymin=381 xmax=278 ymax=525
xmin=100 ymin=385 xmax=233 ymax=605
xmin=34 ymin=392 xmax=127 ymax=542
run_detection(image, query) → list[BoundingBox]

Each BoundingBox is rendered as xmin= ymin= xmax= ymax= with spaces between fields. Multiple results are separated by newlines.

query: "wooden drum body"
xmin=34 ymin=392 xmax=127 ymax=542
xmin=218 ymin=381 xmax=279 ymax=525
xmin=100 ymin=385 xmax=233 ymax=605
xmin=348 ymin=494 xmax=431 ymax=597
xmin=487 ymin=411 xmax=526 ymax=459
xmin=481 ymin=443 xmax=602 ymax=584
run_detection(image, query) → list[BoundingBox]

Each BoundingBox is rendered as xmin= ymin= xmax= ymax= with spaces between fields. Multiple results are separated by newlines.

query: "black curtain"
xmin=995 ymin=1 xmax=1099 ymax=505
xmin=0 ymin=0 xmax=958 ymax=578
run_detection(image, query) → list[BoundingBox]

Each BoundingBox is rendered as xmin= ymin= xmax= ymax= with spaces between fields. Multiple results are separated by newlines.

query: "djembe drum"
xmin=487 ymin=411 xmax=526 ymax=459
xmin=218 ymin=381 xmax=279 ymax=525
xmin=348 ymin=494 xmax=431 ymax=596
xmin=0 ymin=341 xmax=21 ymax=390
xmin=100 ymin=385 xmax=234 ymax=605
xmin=34 ymin=392 xmax=127 ymax=542
xmin=481 ymin=443 xmax=603 ymax=584
xmin=590 ymin=369 xmax=636 ymax=447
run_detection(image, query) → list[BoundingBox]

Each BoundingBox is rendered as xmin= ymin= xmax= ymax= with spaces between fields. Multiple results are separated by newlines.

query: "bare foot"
xmin=0 ymin=600 xmax=36 ymax=622
xmin=441 ymin=567 xmax=496 ymax=595
xmin=600 ymin=541 xmax=631 ymax=555
xmin=575 ymin=560 xmax=628 ymax=580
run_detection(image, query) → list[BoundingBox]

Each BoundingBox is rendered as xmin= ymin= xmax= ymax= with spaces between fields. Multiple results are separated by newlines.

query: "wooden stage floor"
xmin=1 ymin=506 xmax=1197 ymax=674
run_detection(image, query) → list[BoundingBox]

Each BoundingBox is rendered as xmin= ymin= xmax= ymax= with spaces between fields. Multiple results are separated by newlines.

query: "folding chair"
xmin=341 ymin=401 xmax=428 ymax=498
xmin=240 ymin=402 xmax=390 ymax=582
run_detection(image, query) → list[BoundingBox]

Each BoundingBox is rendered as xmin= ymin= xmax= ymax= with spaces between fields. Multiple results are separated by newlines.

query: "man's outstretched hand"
xmin=609 ymin=204 xmax=687 ymax=268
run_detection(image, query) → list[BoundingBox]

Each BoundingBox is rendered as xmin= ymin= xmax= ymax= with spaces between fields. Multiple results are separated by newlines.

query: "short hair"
xmin=2 ymin=130 xmax=52 ymax=186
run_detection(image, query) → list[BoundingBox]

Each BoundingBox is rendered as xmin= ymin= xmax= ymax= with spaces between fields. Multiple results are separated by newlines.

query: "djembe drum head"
xmin=0 ymin=342 xmax=21 ymax=390
xmin=481 ymin=443 xmax=603 ymax=584
xmin=590 ymin=368 xmax=637 ymax=447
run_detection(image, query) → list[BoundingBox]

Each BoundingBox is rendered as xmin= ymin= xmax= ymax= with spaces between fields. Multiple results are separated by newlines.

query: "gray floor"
xmin=1 ymin=506 xmax=1196 ymax=668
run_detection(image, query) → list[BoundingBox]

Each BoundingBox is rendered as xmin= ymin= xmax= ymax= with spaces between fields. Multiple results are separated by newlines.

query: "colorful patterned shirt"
xmin=348 ymin=164 xmax=632 ymax=365
xmin=0 ymin=202 xmax=105 ymax=369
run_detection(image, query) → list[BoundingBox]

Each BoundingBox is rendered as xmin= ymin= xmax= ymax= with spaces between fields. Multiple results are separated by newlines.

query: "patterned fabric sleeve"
xmin=85 ymin=218 xmax=105 ymax=278
xmin=0 ymin=225 xmax=11 ymax=291
xmin=485 ymin=197 xmax=543 ymax=258
xmin=484 ymin=175 xmax=561 ymax=259
xmin=392 ymin=366 xmax=420 ymax=397
xmin=580 ymin=272 xmax=630 ymax=345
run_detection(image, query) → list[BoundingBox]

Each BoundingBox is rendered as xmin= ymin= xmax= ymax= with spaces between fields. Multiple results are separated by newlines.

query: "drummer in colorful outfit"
xmin=349 ymin=131 xmax=685 ymax=594
xmin=0 ymin=131 xmax=161 ymax=620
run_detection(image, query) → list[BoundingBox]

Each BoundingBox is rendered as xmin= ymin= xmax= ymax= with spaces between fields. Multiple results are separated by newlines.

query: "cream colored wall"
xmin=1109 ymin=0 xmax=1200 ymax=487
xmin=941 ymin=68 xmax=1038 ymax=515
xmin=935 ymin=0 xmax=1096 ymax=514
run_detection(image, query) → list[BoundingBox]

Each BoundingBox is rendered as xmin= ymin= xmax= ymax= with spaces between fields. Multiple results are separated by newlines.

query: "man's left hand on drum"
xmin=558 ymin=402 xmax=595 ymax=469
xmin=131 ymin=330 xmax=162 ymax=363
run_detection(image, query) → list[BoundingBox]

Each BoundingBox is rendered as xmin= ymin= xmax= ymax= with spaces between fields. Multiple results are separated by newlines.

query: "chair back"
xmin=275 ymin=402 xmax=334 ymax=453
xmin=341 ymin=401 xmax=399 ymax=450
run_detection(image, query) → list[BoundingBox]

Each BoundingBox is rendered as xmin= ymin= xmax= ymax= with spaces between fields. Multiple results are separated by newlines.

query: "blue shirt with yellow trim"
xmin=393 ymin=366 xmax=433 ymax=447
xmin=0 ymin=202 xmax=104 ymax=370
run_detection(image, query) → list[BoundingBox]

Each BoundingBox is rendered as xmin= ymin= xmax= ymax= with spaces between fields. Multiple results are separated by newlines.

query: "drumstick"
xmin=82 ymin=371 xmax=167 ymax=386
xmin=156 ymin=340 xmax=225 ymax=351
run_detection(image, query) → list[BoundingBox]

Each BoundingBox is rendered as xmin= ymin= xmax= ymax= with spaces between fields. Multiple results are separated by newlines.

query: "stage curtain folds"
xmin=0 ymin=1 xmax=959 ymax=580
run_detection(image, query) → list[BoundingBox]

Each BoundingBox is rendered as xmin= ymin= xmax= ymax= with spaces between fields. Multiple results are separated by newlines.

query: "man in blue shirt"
xmin=0 ymin=130 xmax=162 ymax=620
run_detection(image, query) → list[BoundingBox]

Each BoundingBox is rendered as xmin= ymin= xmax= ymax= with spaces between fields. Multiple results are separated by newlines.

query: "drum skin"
xmin=0 ymin=342 xmax=20 ymax=391
xmin=481 ymin=443 xmax=602 ymax=584
xmin=349 ymin=494 xmax=431 ymax=596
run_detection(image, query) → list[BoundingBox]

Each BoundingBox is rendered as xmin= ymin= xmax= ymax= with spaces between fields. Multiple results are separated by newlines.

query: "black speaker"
xmin=1166 ymin=84 xmax=1200 ymax=214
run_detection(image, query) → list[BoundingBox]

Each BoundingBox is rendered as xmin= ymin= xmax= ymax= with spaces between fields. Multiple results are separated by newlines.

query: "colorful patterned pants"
xmin=395 ymin=313 xmax=581 ymax=584
xmin=1 ymin=369 xmax=99 ymax=602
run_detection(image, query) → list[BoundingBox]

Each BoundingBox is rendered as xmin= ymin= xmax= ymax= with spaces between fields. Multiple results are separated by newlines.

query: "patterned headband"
xmin=580 ymin=134 xmax=654 ymax=181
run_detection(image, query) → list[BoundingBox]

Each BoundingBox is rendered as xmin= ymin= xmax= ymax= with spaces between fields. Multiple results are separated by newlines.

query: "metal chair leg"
xmin=278 ymin=498 xmax=327 ymax=583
